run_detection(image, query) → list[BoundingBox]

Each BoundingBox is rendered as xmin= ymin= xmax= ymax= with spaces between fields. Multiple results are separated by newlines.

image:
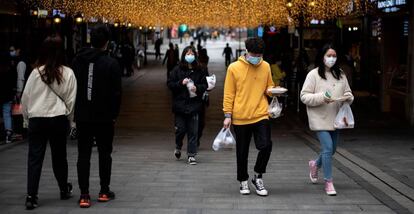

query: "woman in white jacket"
xmin=21 ymin=35 xmax=77 ymax=209
xmin=300 ymin=44 xmax=353 ymax=196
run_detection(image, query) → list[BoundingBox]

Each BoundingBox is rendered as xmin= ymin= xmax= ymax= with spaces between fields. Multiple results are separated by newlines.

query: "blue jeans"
xmin=315 ymin=131 xmax=338 ymax=180
xmin=2 ymin=102 xmax=12 ymax=131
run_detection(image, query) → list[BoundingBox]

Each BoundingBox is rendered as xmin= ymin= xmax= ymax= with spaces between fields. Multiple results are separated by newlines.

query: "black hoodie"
xmin=167 ymin=65 xmax=208 ymax=114
xmin=71 ymin=48 xmax=122 ymax=123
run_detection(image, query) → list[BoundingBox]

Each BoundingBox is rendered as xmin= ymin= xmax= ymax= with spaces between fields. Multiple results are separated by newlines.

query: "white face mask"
xmin=324 ymin=56 xmax=337 ymax=68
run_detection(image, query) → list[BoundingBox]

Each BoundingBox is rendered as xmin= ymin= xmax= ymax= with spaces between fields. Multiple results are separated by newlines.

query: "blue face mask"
xmin=246 ymin=54 xmax=261 ymax=65
xmin=185 ymin=54 xmax=195 ymax=64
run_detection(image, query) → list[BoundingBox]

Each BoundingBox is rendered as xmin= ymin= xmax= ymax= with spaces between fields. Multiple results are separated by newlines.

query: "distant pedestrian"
xmin=10 ymin=45 xmax=28 ymax=137
xmin=155 ymin=38 xmax=162 ymax=60
xmin=301 ymin=44 xmax=354 ymax=196
xmin=223 ymin=38 xmax=274 ymax=196
xmin=0 ymin=54 xmax=17 ymax=144
xmin=71 ymin=24 xmax=122 ymax=208
xmin=222 ymin=43 xmax=233 ymax=67
xmin=174 ymin=44 xmax=180 ymax=61
xmin=163 ymin=43 xmax=178 ymax=78
xmin=167 ymin=46 xmax=208 ymax=165
xmin=21 ymin=35 xmax=77 ymax=210
xmin=197 ymin=48 xmax=210 ymax=147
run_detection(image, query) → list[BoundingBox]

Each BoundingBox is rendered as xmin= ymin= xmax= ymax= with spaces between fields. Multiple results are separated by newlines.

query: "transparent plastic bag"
xmin=186 ymin=79 xmax=197 ymax=98
xmin=334 ymin=103 xmax=355 ymax=129
xmin=268 ymin=97 xmax=282 ymax=118
xmin=212 ymin=128 xmax=236 ymax=151
xmin=206 ymin=74 xmax=216 ymax=90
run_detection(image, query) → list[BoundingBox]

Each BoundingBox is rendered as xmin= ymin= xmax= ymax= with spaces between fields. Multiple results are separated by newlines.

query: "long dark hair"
xmin=179 ymin=46 xmax=199 ymax=69
xmin=316 ymin=43 xmax=342 ymax=80
xmin=36 ymin=35 xmax=65 ymax=85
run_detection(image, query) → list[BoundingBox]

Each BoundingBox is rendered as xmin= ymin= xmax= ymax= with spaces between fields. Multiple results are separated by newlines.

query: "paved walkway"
xmin=0 ymin=40 xmax=405 ymax=213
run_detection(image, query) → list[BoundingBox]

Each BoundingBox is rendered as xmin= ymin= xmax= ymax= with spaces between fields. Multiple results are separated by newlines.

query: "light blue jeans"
xmin=2 ymin=102 xmax=13 ymax=131
xmin=315 ymin=131 xmax=338 ymax=180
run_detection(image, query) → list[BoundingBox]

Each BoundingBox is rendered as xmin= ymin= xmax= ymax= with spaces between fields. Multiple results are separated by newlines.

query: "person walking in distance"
xmin=222 ymin=43 xmax=233 ymax=67
xmin=163 ymin=43 xmax=179 ymax=78
xmin=301 ymin=44 xmax=353 ymax=196
xmin=167 ymin=46 xmax=208 ymax=165
xmin=71 ymin=24 xmax=122 ymax=208
xmin=223 ymin=38 xmax=274 ymax=196
xmin=21 ymin=35 xmax=77 ymax=209
xmin=0 ymin=53 xmax=17 ymax=144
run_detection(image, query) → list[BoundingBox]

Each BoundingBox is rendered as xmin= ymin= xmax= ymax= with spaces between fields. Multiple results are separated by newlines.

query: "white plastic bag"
xmin=186 ymin=79 xmax=197 ymax=98
xmin=206 ymin=74 xmax=216 ymax=91
xmin=212 ymin=128 xmax=236 ymax=151
xmin=268 ymin=97 xmax=283 ymax=118
xmin=334 ymin=103 xmax=355 ymax=129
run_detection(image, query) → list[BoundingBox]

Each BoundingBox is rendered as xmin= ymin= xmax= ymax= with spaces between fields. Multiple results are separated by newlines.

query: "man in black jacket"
xmin=167 ymin=46 xmax=208 ymax=165
xmin=71 ymin=24 xmax=122 ymax=208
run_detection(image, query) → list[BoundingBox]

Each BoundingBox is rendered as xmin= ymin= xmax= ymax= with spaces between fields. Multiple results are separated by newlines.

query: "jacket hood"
xmin=238 ymin=55 xmax=263 ymax=66
xmin=76 ymin=48 xmax=107 ymax=62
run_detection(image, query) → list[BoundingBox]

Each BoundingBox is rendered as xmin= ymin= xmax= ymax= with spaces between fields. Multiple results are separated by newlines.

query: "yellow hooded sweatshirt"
xmin=223 ymin=56 xmax=274 ymax=125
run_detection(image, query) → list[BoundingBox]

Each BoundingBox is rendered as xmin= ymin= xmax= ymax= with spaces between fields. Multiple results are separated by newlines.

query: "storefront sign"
xmin=377 ymin=0 xmax=406 ymax=13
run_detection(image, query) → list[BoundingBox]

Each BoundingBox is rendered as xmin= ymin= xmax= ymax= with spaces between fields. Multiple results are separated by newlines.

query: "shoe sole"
xmin=98 ymin=197 xmax=114 ymax=202
xmin=240 ymin=191 xmax=250 ymax=195
xmin=188 ymin=162 xmax=197 ymax=165
xmin=326 ymin=191 xmax=337 ymax=196
xmin=255 ymin=190 xmax=268 ymax=197
xmin=79 ymin=203 xmax=91 ymax=208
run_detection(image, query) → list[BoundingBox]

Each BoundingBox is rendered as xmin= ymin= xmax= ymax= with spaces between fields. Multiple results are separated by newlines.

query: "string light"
xmin=23 ymin=0 xmax=370 ymax=27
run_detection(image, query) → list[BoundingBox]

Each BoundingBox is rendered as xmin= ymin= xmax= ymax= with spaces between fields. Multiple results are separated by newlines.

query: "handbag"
xmin=12 ymin=103 xmax=22 ymax=115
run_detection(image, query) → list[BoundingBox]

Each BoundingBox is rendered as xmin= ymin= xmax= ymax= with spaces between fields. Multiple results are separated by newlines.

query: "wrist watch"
xmin=224 ymin=113 xmax=232 ymax=118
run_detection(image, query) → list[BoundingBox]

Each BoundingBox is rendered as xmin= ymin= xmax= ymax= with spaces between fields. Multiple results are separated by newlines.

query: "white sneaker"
xmin=252 ymin=176 xmax=268 ymax=196
xmin=239 ymin=181 xmax=250 ymax=195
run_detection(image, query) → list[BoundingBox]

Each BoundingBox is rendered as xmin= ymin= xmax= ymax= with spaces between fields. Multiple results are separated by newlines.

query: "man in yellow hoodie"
xmin=223 ymin=38 xmax=274 ymax=196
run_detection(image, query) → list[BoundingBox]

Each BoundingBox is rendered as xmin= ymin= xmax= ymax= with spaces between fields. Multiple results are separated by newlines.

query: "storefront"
xmin=375 ymin=0 xmax=411 ymax=120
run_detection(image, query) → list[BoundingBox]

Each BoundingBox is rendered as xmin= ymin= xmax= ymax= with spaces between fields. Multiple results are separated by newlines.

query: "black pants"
xmin=233 ymin=119 xmax=272 ymax=182
xmin=175 ymin=113 xmax=198 ymax=156
xmin=77 ymin=122 xmax=114 ymax=194
xmin=27 ymin=116 xmax=69 ymax=196
xmin=225 ymin=57 xmax=231 ymax=67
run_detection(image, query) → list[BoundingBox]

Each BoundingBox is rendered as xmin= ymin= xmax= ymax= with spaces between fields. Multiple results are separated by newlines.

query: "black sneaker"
xmin=174 ymin=149 xmax=181 ymax=159
xmin=251 ymin=175 xmax=268 ymax=196
xmin=60 ymin=182 xmax=73 ymax=200
xmin=187 ymin=156 xmax=197 ymax=165
xmin=25 ymin=195 xmax=38 ymax=210
xmin=79 ymin=194 xmax=91 ymax=208
xmin=98 ymin=190 xmax=115 ymax=202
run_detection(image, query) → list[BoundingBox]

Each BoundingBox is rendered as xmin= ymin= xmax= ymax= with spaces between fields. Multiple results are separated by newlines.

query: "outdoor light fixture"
xmin=32 ymin=10 xmax=38 ymax=16
xmin=114 ymin=22 xmax=119 ymax=27
xmin=149 ymin=26 xmax=152 ymax=30
xmin=348 ymin=27 xmax=352 ymax=31
xmin=26 ymin=0 xmax=370 ymax=27
xmin=127 ymin=23 xmax=132 ymax=27
xmin=75 ymin=14 xmax=83 ymax=24
xmin=139 ymin=26 xmax=143 ymax=30
xmin=53 ymin=14 xmax=61 ymax=24
xmin=309 ymin=1 xmax=316 ymax=7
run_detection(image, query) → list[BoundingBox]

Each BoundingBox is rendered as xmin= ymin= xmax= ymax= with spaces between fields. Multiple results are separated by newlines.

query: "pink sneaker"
xmin=325 ymin=180 xmax=337 ymax=196
xmin=308 ymin=160 xmax=318 ymax=184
